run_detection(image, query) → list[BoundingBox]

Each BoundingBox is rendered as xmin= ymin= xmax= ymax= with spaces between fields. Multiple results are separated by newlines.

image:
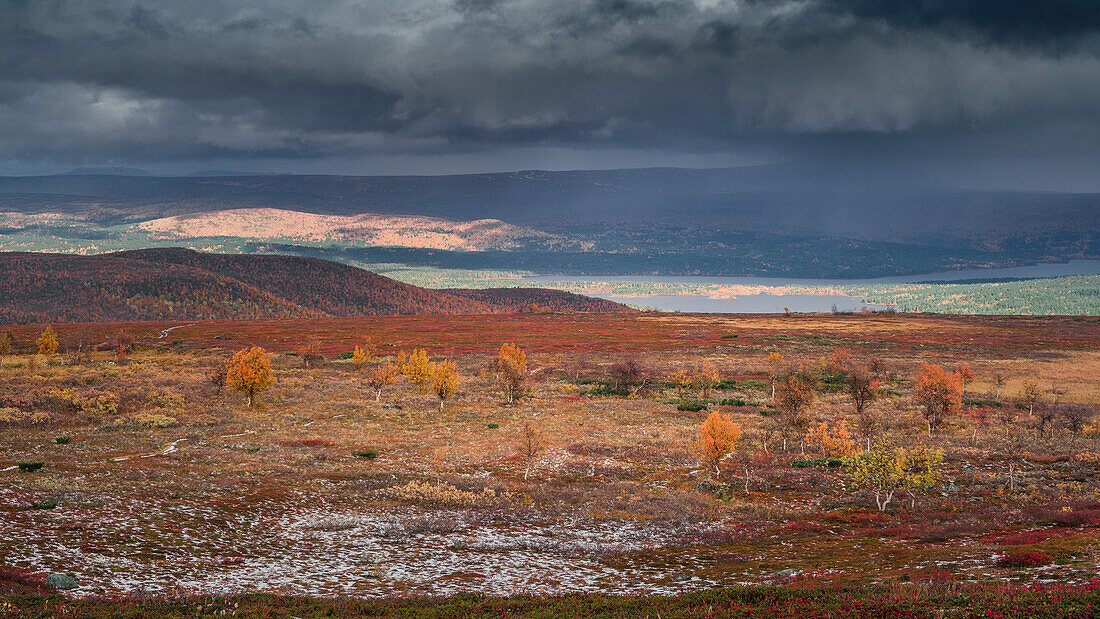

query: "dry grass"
xmin=1 ymin=313 xmax=1099 ymax=597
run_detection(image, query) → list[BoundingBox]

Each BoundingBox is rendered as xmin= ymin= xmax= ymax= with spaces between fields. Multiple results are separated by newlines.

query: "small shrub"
xmin=338 ymin=351 xmax=355 ymax=360
xmin=131 ymin=413 xmax=178 ymax=429
xmin=17 ymin=462 xmax=44 ymax=472
xmin=55 ymin=437 xmax=70 ymax=444
xmin=791 ymin=458 xmax=844 ymax=468
xmin=146 ymin=391 xmax=185 ymax=409
xmin=353 ymin=449 xmax=379 ymax=460
xmin=678 ymin=401 xmax=708 ymax=412
xmin=996 ymin=552 xmax=1052 ymax=568
xmin=487 ymin=423 xmax=499 ymax=429
xmin=0 ymin=408 xmax=49 ymax=426
xmin=78 ymin=392 xmax=120 ymax=418
xmin=583 ymin=383 xmax=623 ymax=397
xmin=31 ymin=500 xmax=58 ymax=510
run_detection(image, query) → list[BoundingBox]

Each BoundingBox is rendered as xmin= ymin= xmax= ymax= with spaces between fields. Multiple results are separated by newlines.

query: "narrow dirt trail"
xmin=158 ymin=323 xmax=197 ymax=339
xmin=111 ymin=438 xmax=188 ymax=462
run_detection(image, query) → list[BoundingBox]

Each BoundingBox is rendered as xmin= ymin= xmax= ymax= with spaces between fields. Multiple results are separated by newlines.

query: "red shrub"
xmin=0 ymin=568 xmax=48 ymax=594
xmin=781 ymin=520 xmax=825 ymax=534
xmin=898 ymin=568 xmax=956 ymax=582
xmin=996 ymin=552 xmax=1053 ymax=568
xmin=983 ymin=529 xmax=1061 ymax=545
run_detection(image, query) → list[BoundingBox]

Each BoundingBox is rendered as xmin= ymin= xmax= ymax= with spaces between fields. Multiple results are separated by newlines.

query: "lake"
xmin=590 ymin=292 xmax=896 ymax=313
xmin=528 ymin=260 xmax=1100 ymax=313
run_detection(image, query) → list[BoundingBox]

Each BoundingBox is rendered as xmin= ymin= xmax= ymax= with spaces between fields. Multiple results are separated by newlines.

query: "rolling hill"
xmin=0 ymin=249 xmax=630 ymax=324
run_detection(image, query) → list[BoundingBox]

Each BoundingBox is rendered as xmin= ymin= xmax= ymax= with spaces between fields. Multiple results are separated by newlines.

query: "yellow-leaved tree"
xmin=495 ymin=343 xmax=528 ymax=405
xmin=691 ymin=361 xmax=720 ymax=400
xmin=402 ymin=348 xmax=432 ymax=392
xmin=430 ymin=360 xmax=459 ymax=411
xmin=668 ymin=369 xmax=692 ymax=401
xmin=695 ymin=411 xmax=742 ymax=475
xmin=0 ymin=331 xmax=12 ymax=368
xmin=36 ymin=326 xmax=58 ymax=356
xmin=848 ymin=441 xmax=944 ymax=511
xmin=351 ymin=344 xmax=371 ymax=372
xmin=226 ymin=347 xmax=274 ymax=407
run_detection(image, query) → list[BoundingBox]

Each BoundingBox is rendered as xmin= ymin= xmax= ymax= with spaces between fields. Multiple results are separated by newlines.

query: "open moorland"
xmin=2 ymin=313 xmax=1100 ymax=616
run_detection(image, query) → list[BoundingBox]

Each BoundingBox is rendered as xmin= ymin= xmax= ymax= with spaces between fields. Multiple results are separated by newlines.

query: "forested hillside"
xmin=444 ymin=287 xmax=630 ymax=313
xmin=0 ymin=249 xmax=630 ymax=324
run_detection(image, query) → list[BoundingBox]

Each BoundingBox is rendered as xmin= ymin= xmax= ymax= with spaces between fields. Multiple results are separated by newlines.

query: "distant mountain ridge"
xmin=0 ymin=249 xmax=630 ymax=324
xmin=62 ymin=167 xmax=155 ymax=177
xmin=0 ymin=165 xmax=1096 ymax=278
xmin=0 ymin=164 xmax=1094 ymax=255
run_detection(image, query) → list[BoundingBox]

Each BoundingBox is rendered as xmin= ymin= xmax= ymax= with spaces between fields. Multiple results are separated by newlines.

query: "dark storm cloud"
xmin=822 ymin=0 xmax=1100 ymax=45
xmin=0 ymin=0 xmax=1098 ymax=167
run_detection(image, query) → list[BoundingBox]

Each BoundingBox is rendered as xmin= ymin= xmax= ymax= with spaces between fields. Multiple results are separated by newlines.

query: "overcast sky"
xmin=3 ymin=0 xmax=1100 ymax=189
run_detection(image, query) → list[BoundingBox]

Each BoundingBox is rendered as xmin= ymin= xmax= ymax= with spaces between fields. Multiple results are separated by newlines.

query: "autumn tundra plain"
xmin=2 ymin=312 xmax=1100 ymax=617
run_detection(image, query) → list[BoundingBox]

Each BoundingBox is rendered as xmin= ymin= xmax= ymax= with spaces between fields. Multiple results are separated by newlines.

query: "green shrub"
xmin=487 ymin=423 xmax=499 ymax=429
xmin=584 ymin=384 xmax=624 ymax=397
xmin=791 ymin=458 xmax=845 ymax=468
xmin=32 ymin=499 xmax=58 ymax=509
xmin=18 ymin=462 xmax=44 ymax=472
xmin=677 ymin=401 xmax=708 ymax=412
xmin=719 ymin=398 xmax=761 ymax=407
xmin=353 ymin=450 xmax=379 ymax=460
xmin=338 ymin=351 xmax=355 ymax=360
xmin=55 ymin=437 xmax=71 ymax=444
